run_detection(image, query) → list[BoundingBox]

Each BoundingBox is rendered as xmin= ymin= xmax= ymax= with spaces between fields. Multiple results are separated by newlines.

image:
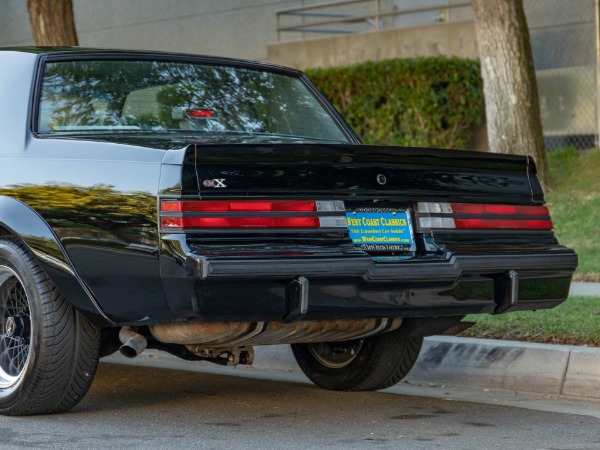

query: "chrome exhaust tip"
xmin=118 ymin=326 xmax=148 ymax=358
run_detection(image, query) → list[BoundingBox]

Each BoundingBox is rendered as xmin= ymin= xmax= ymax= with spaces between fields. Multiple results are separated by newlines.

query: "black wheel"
xmin=0 ymin=237 xmax=100 ymax=415
xmin=291 ymin=329 xmax=423 ymax=391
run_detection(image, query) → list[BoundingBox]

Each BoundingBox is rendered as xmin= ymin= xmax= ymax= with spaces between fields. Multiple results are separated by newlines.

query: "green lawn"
xmin=462 ymin=148 xmax=600 ymax=345
xmin=461 ymin=296 xmax=600 ymax=346
xmin=546 ymin=148 xmax=600 ymax=280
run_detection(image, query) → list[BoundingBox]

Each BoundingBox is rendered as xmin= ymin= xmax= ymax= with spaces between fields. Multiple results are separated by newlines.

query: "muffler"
xmin=149 ymin=318 xmax=402 ymax=347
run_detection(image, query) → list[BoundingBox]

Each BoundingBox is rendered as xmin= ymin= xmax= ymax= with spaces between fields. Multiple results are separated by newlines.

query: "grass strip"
xmin=460 ymin=296 xmax=600 ymax=346
xmin=546 ymin=148 xmax=600 ymax=279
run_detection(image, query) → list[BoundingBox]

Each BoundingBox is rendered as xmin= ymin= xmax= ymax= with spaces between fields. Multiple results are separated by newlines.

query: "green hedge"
xmin=306 ymin=57 xmax=484 ymax=149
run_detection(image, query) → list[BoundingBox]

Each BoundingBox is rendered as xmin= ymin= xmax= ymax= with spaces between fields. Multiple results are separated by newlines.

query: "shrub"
xmin=306 ymin=57 xmax=484 ymax=149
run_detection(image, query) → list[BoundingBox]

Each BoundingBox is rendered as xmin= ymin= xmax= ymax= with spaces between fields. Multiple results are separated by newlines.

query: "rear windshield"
xmin=37 ymin=60 xmax=349 ymax=142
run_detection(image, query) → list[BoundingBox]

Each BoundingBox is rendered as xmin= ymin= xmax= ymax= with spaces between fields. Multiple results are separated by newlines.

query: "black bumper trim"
xmin=189 ymin=250 xmax=577 ymax=287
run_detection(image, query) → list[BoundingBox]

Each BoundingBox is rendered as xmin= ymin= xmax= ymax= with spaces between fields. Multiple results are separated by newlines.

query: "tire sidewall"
xmin=292 ymin=338 xmax=377 ymax=388
xmin=292 ymin=333 xmax=424 ymax=391
xmin=0 ymin=242 xmax=43 ymax=412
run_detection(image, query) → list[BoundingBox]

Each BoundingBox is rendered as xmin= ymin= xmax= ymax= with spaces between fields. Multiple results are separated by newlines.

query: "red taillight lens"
xmin=160 ymin=200 xmax=343 ymax=230
xmin=161 ymin=201 xmax=183 ymax=212
xmin=454 ymin=218 xmax=553 ymax=230
xmin=161 ymin=217 xmax=184 ymax=228
xmin=161 ymin=200 xmax=317 ymax=212
xmin=161 ymin=217 xmax=320 ymax=228
xmin=417 ymin=202 xmax=553 ymax=231
xmin=450 ymin=203 xmax=549 ymax=216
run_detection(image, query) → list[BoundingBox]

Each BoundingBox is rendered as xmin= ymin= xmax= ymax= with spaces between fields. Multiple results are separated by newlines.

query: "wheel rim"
xmin=308 ymin=339 xmax=364 ymax=369
xmin=0 ymin=267 xmax=31 ymax=389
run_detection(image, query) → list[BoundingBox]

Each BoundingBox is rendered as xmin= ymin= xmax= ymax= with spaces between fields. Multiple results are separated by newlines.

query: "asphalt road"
xmin=0 ymin=362 xmax=599 ymax=449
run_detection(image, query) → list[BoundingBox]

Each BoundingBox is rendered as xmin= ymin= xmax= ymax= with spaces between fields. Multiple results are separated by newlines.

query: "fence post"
xmin=594 ymin=0 xmax=600 ymax=147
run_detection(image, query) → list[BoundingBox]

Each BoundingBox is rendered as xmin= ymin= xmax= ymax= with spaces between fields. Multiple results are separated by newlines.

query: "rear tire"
xmin=291 ymin=329 xmax=423 ymax=391
xmin=0 ymin=237 xmax=100 ymax=415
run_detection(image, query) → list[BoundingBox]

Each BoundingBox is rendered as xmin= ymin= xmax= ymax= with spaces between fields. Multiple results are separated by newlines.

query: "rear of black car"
xmin=33 ymin=52 xmax=576 ymax=323
xmin=158 ymin=143 xmax=577 ymax=324
xmin=3 ymin=49 xmax=576 ymax=416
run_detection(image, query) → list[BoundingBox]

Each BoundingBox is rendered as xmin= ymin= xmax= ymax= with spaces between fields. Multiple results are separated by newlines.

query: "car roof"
xmin=0 ymin=46 xmax=301 ymax=76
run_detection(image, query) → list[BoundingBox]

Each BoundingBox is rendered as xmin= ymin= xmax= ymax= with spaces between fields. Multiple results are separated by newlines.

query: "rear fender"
xmin=0 ymin=196 xmax=114 ymax=326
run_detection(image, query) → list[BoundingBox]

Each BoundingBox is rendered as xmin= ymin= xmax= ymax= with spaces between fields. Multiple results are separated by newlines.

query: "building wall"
xmin=267 ymin=0 xmax=595 ymax=70
xmin=0 ymin=0 xmax=594 ymax=69
xmin=526 ymin=0 xmax=595 ymax=70
xmin=267 ymin=20 xmax=478 ymax=70
xmin=0 ymin=0 xmax=303 ymax=61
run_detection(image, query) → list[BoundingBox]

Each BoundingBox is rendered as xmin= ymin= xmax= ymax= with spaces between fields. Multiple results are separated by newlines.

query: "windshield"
xmin=37 ymin=60 xmax=349 ymax=142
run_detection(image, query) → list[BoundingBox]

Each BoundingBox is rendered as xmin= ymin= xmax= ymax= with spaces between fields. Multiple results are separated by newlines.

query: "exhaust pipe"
xmin=119 ymin=326 xmax=148 ymax=358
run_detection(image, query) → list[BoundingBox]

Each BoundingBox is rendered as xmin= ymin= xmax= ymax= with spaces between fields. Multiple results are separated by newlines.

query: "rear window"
xmin=37 ymin=60 xmax=349 ymax=142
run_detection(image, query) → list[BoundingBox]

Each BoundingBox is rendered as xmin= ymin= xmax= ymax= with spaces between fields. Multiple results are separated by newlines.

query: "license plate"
xmin=345 ymin=211 xmax=413 ymax=250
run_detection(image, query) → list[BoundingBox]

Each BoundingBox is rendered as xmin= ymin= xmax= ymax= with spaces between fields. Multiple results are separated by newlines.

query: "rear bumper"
xmin=160 ymin=236 xmax=577 ymax=322
xmin=194 ymin=251 xmax=576 ymax=282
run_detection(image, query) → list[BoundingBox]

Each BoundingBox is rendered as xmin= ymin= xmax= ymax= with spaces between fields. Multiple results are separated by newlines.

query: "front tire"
xmin=291 ymin=329 xmax=423 ymax=391
xmin=0 ymin=237 xmax=100 ymax=415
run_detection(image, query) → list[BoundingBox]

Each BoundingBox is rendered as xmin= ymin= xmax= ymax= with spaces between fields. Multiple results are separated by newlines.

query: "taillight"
xmin=416 ymin=202 xmax=553 ymax=231
xmin=161 ymin=200 xmax=317 ymax=212
xmin=160 ymin=200 xmax=346 ymax=230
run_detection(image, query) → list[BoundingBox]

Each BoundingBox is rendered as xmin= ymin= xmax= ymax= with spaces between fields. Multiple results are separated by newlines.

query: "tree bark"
xmin=472 ymin=0 xmax=549 ymax=190
xmin=27 ymin=0 xmax=79 ymax=46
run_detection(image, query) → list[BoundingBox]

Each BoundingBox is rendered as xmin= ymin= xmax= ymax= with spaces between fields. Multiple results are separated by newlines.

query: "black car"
xmin=0 ymin=47 xmax=577 ymax=415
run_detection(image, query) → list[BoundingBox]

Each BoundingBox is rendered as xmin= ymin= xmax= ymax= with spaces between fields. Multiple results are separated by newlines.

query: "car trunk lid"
xmin=189 ymin=143 xmax=539 ymax=204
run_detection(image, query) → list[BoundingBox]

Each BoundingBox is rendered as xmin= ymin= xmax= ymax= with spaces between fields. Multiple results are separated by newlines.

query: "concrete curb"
xmin=247 ymin=336 xmax=600 ymax=400
xmin=569 ymin=282 xmax=600 ymax=297
xmin=409 ymin=337 xmax=600 ymax=400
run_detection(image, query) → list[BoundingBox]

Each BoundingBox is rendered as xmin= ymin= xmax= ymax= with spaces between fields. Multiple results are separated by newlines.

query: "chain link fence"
xmin=277 ymin=0 xmax=600 ymax=151
xmin=526 ymin=0 xmax=598 ymax=150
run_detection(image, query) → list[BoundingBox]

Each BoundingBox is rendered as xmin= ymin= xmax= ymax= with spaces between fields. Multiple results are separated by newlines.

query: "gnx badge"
xmin=203 ymin=179 xmax=226 ymax=188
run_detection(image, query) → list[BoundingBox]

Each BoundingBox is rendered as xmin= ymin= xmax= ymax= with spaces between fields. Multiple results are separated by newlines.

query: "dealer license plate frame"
xmin=345 ymin=210 xmax=415 ymax=252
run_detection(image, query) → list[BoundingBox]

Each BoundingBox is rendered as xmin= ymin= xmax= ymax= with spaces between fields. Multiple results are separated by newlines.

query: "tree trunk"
xmin=472 ymin=0 xmax=549 ymax=190
xmin=27 ymin=0 xmax=79 ymax=46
